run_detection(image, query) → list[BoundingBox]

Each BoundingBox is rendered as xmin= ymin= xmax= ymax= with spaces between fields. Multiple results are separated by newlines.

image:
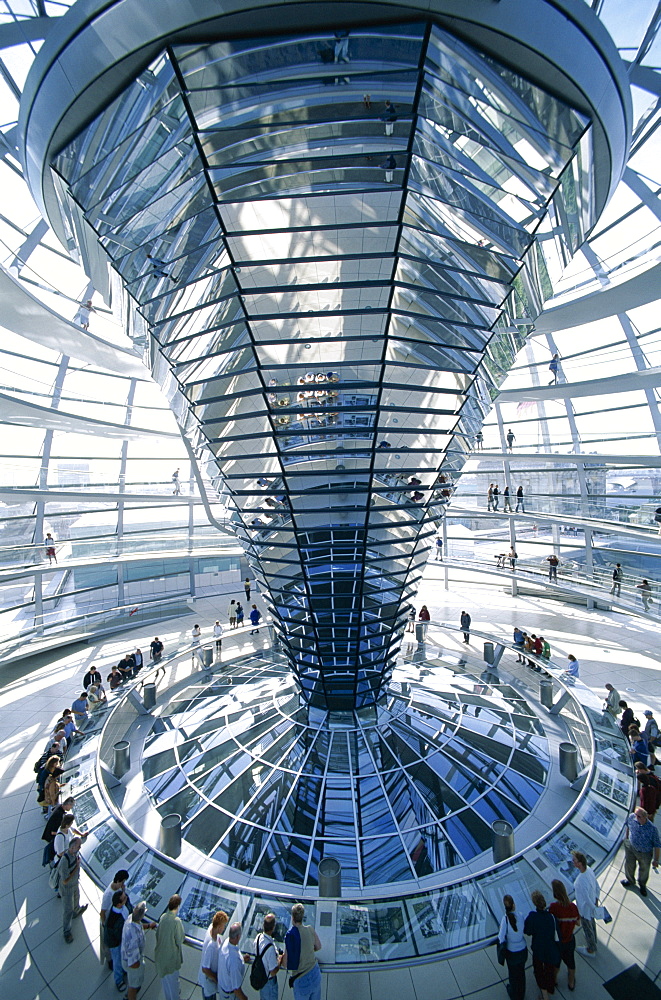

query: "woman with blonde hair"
xmin=497 ymin=895 xmax=527 ymax=1000
xmin=197 ymin=910 xmax=229 ymax=1000
xmin=548 ymin=879 xmax=579 ymax=991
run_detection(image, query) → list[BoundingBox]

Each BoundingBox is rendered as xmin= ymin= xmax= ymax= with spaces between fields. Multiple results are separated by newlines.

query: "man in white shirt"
xmin=213 ymin=621 xmax=223 ymax=656
xmin=572 ymin=850 xmax=599 ymax=956
xmin=218 ymin=922 xmax=248 ymax=1000
xmin=198 ymin=913 xmax=225 ymax=999
xmin=253 ymin=913 xmax=282 ymax=1000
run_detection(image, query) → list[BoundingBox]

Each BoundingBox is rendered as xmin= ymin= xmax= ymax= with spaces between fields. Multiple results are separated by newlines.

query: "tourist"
xmin=524 ymin=890 xmax=560 ymax=1000
xmin=621 ymin=807 xmax=660 ymax=896
xmin=572 ymin=851 xmax=599 ymax=956
xmin=549 ymin=879 xmax=579 ymax=992
xmin=154 ymin=894 xmax=185 ymax=1000
xmin=497 ymin=895 xmax=527 ymax=1000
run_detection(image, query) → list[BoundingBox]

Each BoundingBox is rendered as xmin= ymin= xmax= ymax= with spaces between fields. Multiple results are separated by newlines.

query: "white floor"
xmin=2 ymin=568 xmax=660 ymax=1000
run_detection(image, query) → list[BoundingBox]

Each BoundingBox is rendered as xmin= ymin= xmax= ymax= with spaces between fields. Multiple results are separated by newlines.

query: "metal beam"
xmin=0 ymin=391 xmax=179 ymax=440
xmin=464 ymin=450 xmax=661 ymax=466
xmin=0 ymin=486 xmax=205 ymax=504
xmin=497 ymin=366 xmax=661 ymax=402
xmin=532 ymin=262 xmax=661 ymax=334
xmin=0 ymin=265 xmax=146 ymax=376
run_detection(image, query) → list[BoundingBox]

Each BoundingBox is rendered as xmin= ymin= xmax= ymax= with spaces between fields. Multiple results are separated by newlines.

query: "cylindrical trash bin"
xmin=113 ymin=740 xmax=130 ymax=779
xmin=318 ymin=857 xmax=342 ymax=897
xmin=483 ymin=641 xmax=494 ymax=664
xmin=415 ymin=623 xmax=426 ymax=644
xmin=160 ymin=813 xmax=182 ymax=859
xmin=143 ymin=682 xmax=156 ymax=710
xmin=559 ymin=742 xmax=579 ymax=782
xmin=540 ymin=678 xmax=553 ymax=709
xmin=199 ymin=647 xmax=214 ymax=669
xmin=492 ymin=820 xmax=514 ymax=863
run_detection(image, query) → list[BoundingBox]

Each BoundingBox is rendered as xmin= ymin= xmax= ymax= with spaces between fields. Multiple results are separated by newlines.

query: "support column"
xmin=495 ymin=403 xmax=518 ymax=597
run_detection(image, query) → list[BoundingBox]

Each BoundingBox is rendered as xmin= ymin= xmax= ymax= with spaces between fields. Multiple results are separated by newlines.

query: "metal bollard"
xmin=559 ymin=742 xmax=579 ymax=782
xmin=318 ymin=857 xmax=342 ymax=897
xmin=540 ymin=678 xmax=553 ymax=709
xmin=159 ymin=813 xmax=182 ymax=859
xmin=415 ymin=623 xmax=426 ymax=644
xmin=143 ymin=682 xmax=156 ymax=710
xmin=492 ymin=820 xmax=514 ymax=863
xmin=199 ymin=647 xmax=214 ymax=669
xmin=113 ymin=740 xmax=130 ymax=779
xmin=483 ymin=641 xmax=494 ymax=664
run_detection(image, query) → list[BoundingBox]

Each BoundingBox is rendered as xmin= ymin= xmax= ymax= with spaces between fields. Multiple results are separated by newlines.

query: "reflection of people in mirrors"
xmin=380 ymin=155 xmax=396 ymax=182
xmin=147 ymin=253 xmax=178 ymax=282
xmin=381 ymin=100 xmax=398 ymax=136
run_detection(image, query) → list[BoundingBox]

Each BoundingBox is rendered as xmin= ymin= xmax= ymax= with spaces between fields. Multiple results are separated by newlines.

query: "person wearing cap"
xmin=643 ymin=710 xmax=659 ymax=764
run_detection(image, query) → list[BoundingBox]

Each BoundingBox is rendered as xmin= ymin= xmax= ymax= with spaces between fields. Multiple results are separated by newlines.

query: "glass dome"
xmin=142 ymin=651 xmax=549 ymax=889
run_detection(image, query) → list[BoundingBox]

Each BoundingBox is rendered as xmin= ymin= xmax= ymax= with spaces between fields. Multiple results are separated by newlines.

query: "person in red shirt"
xmin=549 ymin=879 xmax=579 ymax=992
xmin=635 ymin=762 xmax=661 ymax=819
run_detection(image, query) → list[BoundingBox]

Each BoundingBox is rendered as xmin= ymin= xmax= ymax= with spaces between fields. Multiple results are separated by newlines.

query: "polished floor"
xmin=2 ymin=566 xmax=660 ymax=1000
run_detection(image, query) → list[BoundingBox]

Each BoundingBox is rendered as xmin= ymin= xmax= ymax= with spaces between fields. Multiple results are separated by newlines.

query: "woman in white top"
xmin=498 ymin=895 xmax=528 ymax=1000
xmin=52 ymin=812 xmax=87 ymax=881
xmin=191 ymin=624 xmax=201 ymax=646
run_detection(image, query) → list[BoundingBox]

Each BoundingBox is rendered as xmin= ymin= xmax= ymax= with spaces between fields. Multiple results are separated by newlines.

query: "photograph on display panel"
xmin=335 ymin=904 xmax=377 ymax=962
xmin=535 ymin=830 xmax=598 ymax=885
xmin=70 ymin=787 xmax=105 ymax=831
xmin=89 ymin=823 xmax=132 ymax=873
xmin=127 ymin=853 xmax=180 ymax=911
xmin=245 ymin=899 xmax=303 ymax=947
xmin=572 ymin=794 xmax=626 ymax=851
xmin=177 ymin=875 xmax=238 ymax=938
xmin=592 ymin=762 xmax=635 ymax=809
xmin=406 ymin=883 xmax=489 ymax=955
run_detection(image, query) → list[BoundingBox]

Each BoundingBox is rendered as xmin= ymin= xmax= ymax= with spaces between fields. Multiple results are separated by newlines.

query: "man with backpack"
xmin=251 ymin=912 xmax=282 ymax=998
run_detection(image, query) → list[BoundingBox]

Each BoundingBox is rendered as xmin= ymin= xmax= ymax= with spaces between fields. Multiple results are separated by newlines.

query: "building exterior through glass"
xmin=29 ymin=1 xmax=625 ymax=709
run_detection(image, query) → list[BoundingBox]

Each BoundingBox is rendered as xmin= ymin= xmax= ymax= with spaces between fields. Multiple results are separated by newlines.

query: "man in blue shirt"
xmin=249 ymin=605 xmax=262 ymax=635
xmin=621 ymin=807 xmax=661 ymax=896
xmin=513 ymin=627 xmax=525 ymax=663
xmin=70 ymin=692 xmax=89 ymax=728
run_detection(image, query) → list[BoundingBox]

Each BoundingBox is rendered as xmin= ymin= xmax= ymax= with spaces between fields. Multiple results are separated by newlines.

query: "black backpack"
xmin=250 ymin=935 xmax=274 ymax=991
